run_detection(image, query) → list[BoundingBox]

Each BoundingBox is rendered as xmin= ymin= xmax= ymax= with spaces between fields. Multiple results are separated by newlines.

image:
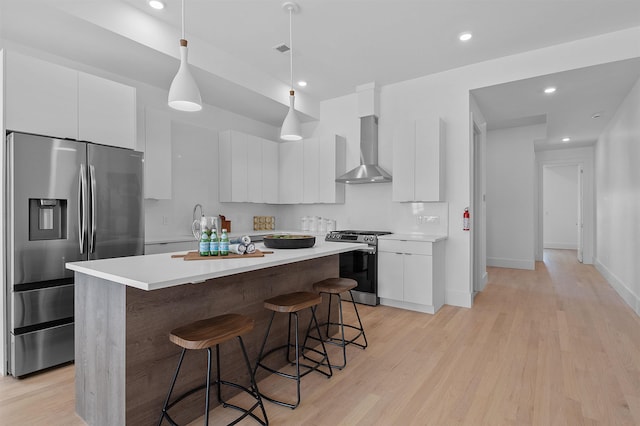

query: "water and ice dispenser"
xmin=29 ymin=198 xmax=67 ymax=241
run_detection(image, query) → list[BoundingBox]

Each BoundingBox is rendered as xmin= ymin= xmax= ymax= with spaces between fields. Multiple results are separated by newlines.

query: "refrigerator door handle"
xmin=78 ymin=164 xmax=87 ymax=254
xmin=89 ymin=164 xmax=97 ymax=254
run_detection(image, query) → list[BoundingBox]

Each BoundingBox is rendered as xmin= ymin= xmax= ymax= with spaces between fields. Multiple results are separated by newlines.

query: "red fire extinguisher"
xmin=463 ymin=208 xmax=470 ymax=231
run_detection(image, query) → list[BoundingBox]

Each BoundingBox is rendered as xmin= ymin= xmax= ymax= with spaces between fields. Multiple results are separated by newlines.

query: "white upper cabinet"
xmin=3 ymin=50 xmax=137 ymax=149
xmin=78 ymin=72 xmax=136 ymax=149
xmin=218 ymin=131 xmax=344 ymax=204
xmin=281 ymin=135 xmax=346 ymax=204
xmin=143 ymin=108 xmax=172 ymax=199
xmin=393 ymin=118 xmax=446 ymax=202
xmin=4 ymin=50 xmax=78 ymax=140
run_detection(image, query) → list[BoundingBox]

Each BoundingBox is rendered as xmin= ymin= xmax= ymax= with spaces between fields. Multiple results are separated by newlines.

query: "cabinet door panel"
xmin=5 ymin=51 xmax=78 ymax=139
xmin=78 ymin=72 xmax=136 ymax=149
xmin=392 ymin=121 xmax=415 ymax=202
xmin=414 ymin=118 xmax=444 ymax=201
xmin=247 ymin=135 xmax=263 ymax=202
xmin=262 ymin=139 xmax=279 ymax=203
xmin=404 ymin=254 xmax=432 ymax=305
xmin=378 ymin=252 xmax=404 ymax=301
xmin=278 ymin=142 xmax=303 ymax=204
xmin=230 ymin=131 xmax=249 ymax=202
xmin=144 ymin=108 xmax=172 ymax=199
xmin=303 ymin=138 xmax=320 ymax=203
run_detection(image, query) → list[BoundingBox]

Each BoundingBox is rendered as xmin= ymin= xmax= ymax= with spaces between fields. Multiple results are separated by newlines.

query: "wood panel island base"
xmin=68 ymin=242 xmax=365 ymax=426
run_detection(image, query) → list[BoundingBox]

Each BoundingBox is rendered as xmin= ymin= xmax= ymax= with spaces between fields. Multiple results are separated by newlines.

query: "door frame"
xmin=535 ymin=152 xmax=594 ymax=264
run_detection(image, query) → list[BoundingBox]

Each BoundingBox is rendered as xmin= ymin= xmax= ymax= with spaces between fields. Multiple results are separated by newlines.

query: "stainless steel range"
xmin=325 ymin=230 xmax=392 ymax=306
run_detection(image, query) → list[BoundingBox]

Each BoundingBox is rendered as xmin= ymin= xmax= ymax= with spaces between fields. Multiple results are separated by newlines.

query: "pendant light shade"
xmin=280 ymin=2 xmax=302 ymax=141
xmin=281 ymin=90 xmax=302 ymax=141
xmin=168 ymin=0 xmax=202 ymax=112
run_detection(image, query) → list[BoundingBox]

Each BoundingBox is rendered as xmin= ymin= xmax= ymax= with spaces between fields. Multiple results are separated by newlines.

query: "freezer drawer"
xmin=13 ymin=284 xmax=74 ymax=329
xmin=11 ymin=322 xmax=74 ymax=377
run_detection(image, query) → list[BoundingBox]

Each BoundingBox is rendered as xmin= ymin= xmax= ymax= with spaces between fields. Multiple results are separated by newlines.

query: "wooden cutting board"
xmin=171 ymin=249 xmax=273 ymax=261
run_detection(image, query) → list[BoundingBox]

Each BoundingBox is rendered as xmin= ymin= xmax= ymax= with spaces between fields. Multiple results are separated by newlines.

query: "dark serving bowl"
xmin=263 ymin=234 xmax=316 ymax=249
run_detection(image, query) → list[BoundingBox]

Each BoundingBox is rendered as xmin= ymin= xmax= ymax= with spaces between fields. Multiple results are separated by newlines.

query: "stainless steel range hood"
xmin=336 ymin=115 xmax=392 ymax=184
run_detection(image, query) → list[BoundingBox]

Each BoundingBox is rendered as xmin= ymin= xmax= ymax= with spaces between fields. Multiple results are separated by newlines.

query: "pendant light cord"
xmin=181 ymin=0 xmax=185 ymax=40
xmin=289 ymin=6 xmax=293 ymax=91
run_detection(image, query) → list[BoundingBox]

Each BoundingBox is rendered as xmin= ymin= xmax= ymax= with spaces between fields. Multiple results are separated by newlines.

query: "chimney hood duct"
xmin=336 ymin=115 xmax=392 ymax=184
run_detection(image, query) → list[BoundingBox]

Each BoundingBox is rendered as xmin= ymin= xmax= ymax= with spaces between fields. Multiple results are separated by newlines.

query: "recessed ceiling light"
xmin=297 ymin=81 xmax=307 ymax=87
xmin=562 ymin=137 xmax=571 ymax=142
xmin=459 ymin=32 xmax=473 ymax=42
xmin=148 ymin=0 xmax=165 ymax=10
xmin=544 ymin=87 xmax=557 ymax=94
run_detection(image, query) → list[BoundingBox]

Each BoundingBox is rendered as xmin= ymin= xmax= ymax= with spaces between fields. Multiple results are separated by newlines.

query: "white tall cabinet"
xmin=378 ymin=235 xmax=446 ymax=314
xmin=392 ymin=118 xmax=446 ymax=202
xmin=3 ymin=50 xmax=136 ymax=150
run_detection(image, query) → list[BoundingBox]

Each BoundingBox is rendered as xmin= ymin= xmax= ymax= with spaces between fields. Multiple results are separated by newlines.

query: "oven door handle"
xmin=356 ymin=246 xmax=376 ymax=254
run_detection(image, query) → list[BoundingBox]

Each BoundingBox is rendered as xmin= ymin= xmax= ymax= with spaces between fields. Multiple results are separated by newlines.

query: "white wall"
xmin=595 ymin=75 xmax=640 ymax=316
xmin=543 ymin=165 xmax=579 ymax=249
xmin=486 ymin=124 xmax=544 ymax=269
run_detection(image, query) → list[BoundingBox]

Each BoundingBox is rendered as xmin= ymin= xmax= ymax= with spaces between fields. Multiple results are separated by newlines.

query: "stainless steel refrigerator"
xmin=5 ymin=132 xmax=144 ymax=377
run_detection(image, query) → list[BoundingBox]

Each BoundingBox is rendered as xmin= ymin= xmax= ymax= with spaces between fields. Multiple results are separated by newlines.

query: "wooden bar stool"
xmin=157 ymin=313 xmax=268 ymax=426
xmin=254 ymin=291 xmax=332 ymax=409
xmin=304 ymin=278 xmax=368 ymax=369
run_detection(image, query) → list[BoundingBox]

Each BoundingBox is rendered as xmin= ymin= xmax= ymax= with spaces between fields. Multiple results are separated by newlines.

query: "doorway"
xmin=541 ymin=163 xmax=584 ymax=263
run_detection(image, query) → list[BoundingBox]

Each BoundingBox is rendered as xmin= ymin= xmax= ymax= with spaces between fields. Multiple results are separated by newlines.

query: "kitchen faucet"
xmin=192 ymin=204 xmax=204 ymax=222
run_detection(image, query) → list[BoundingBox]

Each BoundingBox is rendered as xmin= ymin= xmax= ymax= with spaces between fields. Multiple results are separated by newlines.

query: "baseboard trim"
xmin=595 ymin=258 xmax=640 ymax=317
xmin=544 ymin=242 xmax=578 ymax=250
xmin=487 ymin=257 xmax=535 ymax=270
xmin=446 ymin=290 xmax=473 ymax=308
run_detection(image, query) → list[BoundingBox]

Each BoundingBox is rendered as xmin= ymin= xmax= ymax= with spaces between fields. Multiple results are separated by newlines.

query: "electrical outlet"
xmin=162 ymin=216 xmax=169 ymax=225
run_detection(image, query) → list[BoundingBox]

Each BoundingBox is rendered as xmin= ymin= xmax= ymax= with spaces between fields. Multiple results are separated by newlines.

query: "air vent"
xmin=273 ymin=43 xmax=290 ymax=53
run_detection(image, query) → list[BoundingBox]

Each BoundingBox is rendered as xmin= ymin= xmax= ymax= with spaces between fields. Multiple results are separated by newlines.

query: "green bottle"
xmin=199 ymin=230 xmax=210 ymax=256
xmin=220 ymin=229 xmax=229 ymax=256
xmin=209 ymin=229 xmax=219 ymax=256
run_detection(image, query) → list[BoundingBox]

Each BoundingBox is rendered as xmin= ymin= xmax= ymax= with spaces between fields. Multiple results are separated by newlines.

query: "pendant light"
xmin=168 ymin=0 xmax=202 ymax=112
xmin=280 ymin=2 xmax=302 ymax=141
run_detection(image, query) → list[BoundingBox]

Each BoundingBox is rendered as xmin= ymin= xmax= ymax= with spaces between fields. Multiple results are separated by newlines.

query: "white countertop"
xmin=66 ymin=240 xmax=366 ymax=291
xmin=379 ymin=233 xmax=448 ymax=243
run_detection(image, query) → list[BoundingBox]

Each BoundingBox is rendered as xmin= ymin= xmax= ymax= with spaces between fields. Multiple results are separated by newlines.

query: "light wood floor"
xmin=2 ymin=249 xmax=640 ymax=425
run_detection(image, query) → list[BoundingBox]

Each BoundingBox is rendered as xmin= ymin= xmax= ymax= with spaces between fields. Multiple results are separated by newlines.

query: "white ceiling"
xmin=1 ymin=0 xmax=640 ymax=145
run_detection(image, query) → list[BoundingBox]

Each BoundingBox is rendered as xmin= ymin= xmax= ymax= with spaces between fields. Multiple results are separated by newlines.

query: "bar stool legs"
xmin=305 ymin=280 xmax=368 ymax=370
xmin=254 ymin=294 xmax=332 ymax=410
xmin=158 ymin=314 xmax=268 ymax=426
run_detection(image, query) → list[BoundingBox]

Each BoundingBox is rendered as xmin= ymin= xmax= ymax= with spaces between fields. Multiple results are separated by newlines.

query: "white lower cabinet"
xmin=378 ymin=239 xmax=445 ymax=314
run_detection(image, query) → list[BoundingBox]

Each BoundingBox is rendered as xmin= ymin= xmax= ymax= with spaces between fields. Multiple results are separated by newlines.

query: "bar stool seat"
xmin=158 ymin=313 xmax=268 ymax=426
xmin=254 ymin=291 xmax=332 ymax=409
xmin=305 ymin=278 xmax=368 ymax=369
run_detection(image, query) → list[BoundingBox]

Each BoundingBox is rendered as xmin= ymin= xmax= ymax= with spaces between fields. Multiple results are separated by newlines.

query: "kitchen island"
xmin=66 ymin=240 xmax=365 ymax=426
